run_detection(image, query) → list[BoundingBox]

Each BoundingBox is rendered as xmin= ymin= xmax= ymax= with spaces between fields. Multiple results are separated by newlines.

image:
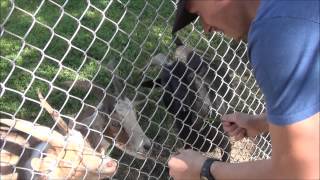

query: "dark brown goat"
xmin=141 ymin=46 xmax=232 ymax=161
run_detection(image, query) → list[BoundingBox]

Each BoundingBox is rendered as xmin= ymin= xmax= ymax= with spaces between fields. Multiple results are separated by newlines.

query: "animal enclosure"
xmin=0 ymin=0 xmax=272 ymax=179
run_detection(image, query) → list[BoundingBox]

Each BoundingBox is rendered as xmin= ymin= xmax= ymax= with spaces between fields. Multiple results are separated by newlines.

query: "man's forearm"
xmin=211 ymin=159 xmax=273 ymax=180
xmin=213 ymin=113 xmax=271 ymax=179
xmin=253 ymin=113 xmax=269 ymax=133
xmin=212 ymin=112 xmax=270 ymax=179
xmin=211 ymin=113 xmax=320 ymax=179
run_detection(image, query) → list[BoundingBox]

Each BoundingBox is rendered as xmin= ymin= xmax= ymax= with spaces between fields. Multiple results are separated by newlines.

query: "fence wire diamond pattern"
xmin=0 ymin=0 xmax=271 ymax=179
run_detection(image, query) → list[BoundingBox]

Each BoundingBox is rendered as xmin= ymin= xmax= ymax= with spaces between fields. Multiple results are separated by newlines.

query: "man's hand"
xmin=168 ymin=149 xmax=207 ymax=180
xmin=222 ymin=112 xmax=269 ymax=140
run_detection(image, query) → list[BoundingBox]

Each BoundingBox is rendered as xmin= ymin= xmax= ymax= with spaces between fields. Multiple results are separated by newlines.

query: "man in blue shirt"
xmin=168 ymin=0 xmax=319 ymax=179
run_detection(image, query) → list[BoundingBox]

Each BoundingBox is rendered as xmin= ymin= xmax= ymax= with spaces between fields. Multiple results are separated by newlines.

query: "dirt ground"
xmin=207 ymin=135 xmax=272 ymax=163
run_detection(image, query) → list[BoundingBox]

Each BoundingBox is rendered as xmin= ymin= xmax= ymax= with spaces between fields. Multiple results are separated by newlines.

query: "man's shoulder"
xmin=248 ymin=0 xmax=319 ymax=50
xmin=247 ymin=8 xmax=319 ymax=126
xmin=248 ymin=16 xmax=319 ymax=63
xmin=254 ymin=0 xmax=319 ymax=24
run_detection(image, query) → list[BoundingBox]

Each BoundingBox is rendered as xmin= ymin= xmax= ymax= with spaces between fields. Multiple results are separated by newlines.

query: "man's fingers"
xmin=222 ymin=113 xmax=237 ymax=122
xmin=171 ymin=149 xmax=190 ymax=158
xmin=223 ymin=123 xmax=238 ymax=133
xmin=234 ymin=133 xmax=244 ymax=141
xmin=172 ymin=151 xmax=180 ymax=156
xmin=177 ymin=148 xmax=188 ymax=154
xmin=229 ymin=127 xmax=243 ymax=137
xmin=222 ymin=121 xmax=233 ymax=127
xmin=229 ymin=127 xmax=244 ymax=137
xmin=234 ymin=129 xmax=246 ymax=141
xmin=221 ymin=115 xmax=231 ymax=122
xmin=168 ymin=157 xmax=175 ymax=167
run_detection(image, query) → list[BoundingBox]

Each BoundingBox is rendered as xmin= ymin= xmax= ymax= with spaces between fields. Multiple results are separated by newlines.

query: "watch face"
xmin=200 ymin=176 xmax=208 ymax=180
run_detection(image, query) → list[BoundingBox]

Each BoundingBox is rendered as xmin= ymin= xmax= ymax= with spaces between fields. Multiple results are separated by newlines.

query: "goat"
xmin=141 ymin=46 xmax=232 ymax=161
xmin=0 ymin=92 xmax=118 ymax=180
xmin=62 ymin=75 xmax=153 ymax=160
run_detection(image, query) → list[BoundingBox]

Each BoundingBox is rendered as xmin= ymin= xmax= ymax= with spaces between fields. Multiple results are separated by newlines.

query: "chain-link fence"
xmin=0 ymin=0 xmax=271 ymax=179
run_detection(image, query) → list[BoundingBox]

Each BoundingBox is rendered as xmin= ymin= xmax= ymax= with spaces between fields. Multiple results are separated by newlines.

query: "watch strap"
xmin=200 ymin=158 xmax=216 ymax=180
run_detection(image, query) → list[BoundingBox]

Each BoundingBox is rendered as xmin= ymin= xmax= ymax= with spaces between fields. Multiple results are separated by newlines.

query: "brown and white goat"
xmin=63 ymin=76 xmax=153 ymax=160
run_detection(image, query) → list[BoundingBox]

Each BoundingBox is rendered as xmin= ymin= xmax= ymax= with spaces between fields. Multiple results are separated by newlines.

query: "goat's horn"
xmin=0 ymin=118 xmax=65 ymax=147
xmin=38 ymin=90 xmax=68 ymax=135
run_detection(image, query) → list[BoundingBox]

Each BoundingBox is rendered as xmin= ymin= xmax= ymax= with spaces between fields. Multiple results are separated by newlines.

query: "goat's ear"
xmin=141 ymin=79 xmax=161 ymax=88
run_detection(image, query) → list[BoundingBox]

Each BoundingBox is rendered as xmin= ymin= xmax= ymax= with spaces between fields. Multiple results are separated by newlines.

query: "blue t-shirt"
xmin=248 ymin=0 xmax=319 ymax=125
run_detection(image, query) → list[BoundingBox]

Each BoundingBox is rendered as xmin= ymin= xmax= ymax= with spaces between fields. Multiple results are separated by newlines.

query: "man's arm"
xmin=222 ymin=112 xmax=269 ymax=140
xmin=168 ymin=112 xmax=319 ymax=179
xmin=212 ymin=112 xmax=319 ymax=179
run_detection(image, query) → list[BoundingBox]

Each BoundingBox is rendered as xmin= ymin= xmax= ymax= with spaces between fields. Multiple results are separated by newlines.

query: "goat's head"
xmin=175 ymin=44 xmax=233 ymax=112
xmin=65 ymin=76 xmax=152 ymax=160
xmin=154 ymin=44 xmax=230 ymax=116
xmin=112 ymin=97 xmax=152 ymax=158
xmin=142 ymin=51 xmax=213 ymax=120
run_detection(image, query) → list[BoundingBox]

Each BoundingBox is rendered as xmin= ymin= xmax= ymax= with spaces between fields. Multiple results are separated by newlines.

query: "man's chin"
xmin=232 ymin=33 xmax=248 ymax=42
xmin=221 ymin=29 xmax=247 ymax=42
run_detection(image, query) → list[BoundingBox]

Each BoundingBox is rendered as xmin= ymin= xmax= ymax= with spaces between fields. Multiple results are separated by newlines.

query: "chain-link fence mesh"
xmin=0 ymin=0 xmax=272 ymax=179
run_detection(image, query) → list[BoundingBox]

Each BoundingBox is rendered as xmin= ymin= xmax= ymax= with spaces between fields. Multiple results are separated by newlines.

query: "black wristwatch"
xmin=200 ymin=158 xmax=218 ymax=180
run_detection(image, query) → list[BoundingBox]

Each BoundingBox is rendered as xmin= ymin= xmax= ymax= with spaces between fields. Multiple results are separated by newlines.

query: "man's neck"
xmin=244 ymin=0 xmax=260 ymax=23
